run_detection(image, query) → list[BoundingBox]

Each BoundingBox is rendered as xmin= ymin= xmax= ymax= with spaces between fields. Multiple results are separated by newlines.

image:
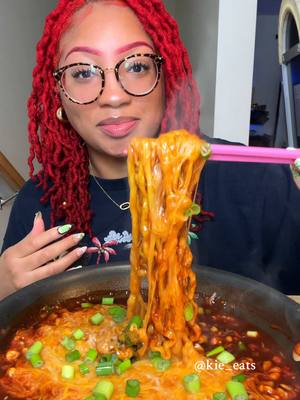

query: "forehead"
xmin=59 ymin=2 xmax=154 ymax=57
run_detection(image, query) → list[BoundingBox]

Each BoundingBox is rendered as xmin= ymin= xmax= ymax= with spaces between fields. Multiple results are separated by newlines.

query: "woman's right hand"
xmin=0 ymin=212 xmax=87 ymax=300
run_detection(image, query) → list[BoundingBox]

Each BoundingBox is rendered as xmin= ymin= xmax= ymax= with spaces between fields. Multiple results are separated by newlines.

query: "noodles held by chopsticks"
xmin=127 ymin=130 xmax=210 ymax=359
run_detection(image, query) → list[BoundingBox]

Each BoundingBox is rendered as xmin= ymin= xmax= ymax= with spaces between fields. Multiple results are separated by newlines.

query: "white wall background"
xmin=163 ymin=0 xmax=176 ymax=16
xmin=0 ymin=0 xmax=57 ymax=180
xmin=172 ymin=0 xmax=219 ymax=138
xmin=165 ymin=0 xmax=257 ymax=144
xmin=214 ymin=0 xmax=257 ymax=144
xmin=0 ymin=0 xmax=57 ymax=248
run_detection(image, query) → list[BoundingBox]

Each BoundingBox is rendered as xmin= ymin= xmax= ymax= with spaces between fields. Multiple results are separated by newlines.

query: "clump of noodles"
xmin=127 ymin=130 xmax=211 ymax=359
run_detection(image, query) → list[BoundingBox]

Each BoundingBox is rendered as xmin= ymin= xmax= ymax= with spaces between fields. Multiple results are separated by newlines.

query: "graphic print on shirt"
xmin=104 ymin=230 xmax=132 ymax=245
xmin=86 ymin=236 xmax=118 ymax=264
xmin=86 ymin=230 xmax=132 ymax=265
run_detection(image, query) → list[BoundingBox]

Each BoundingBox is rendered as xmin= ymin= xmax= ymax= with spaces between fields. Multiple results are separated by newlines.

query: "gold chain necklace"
xmin=90 ymin=164 xmax=130 ymax=211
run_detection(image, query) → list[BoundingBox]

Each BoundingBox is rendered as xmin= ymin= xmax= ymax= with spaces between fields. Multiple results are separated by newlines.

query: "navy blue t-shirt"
xmin=2 ymin=161 xmax=300 ymax=294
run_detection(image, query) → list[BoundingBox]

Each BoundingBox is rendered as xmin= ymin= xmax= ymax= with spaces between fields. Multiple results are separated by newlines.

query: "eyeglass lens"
xmin=61 ymin=55 xmax=159 ymax=103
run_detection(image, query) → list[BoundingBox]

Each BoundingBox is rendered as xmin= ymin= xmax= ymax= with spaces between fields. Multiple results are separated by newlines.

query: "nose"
xmin=97 ymin=68 xmax=131 ymax=108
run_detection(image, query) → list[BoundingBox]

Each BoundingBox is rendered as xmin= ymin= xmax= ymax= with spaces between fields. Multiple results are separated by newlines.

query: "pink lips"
xmin=98 ymin=117 xmax=139 ymax=138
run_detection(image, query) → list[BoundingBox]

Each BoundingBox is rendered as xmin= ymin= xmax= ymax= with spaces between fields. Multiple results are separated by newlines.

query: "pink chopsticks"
xmin=210 ymin=144 xmax=300 ymax=164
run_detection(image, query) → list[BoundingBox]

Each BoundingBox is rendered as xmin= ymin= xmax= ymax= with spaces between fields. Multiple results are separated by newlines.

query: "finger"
xmin=13 ymin=223 xmax=74 ymax=258
xmin=26 ymin=246 xmax=87 ymax=283
xmin=30 ymin=211 xmax=46 ymax=235
xmin=24 ymin=233 xmax=85 ymax=270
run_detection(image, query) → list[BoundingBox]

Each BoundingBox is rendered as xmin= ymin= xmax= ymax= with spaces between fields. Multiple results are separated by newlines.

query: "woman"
xmin=1 ymin=0 xmax=300 ymax=299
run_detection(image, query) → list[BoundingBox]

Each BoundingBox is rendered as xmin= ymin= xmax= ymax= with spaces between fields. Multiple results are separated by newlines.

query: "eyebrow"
xmin=65 ymin=41 xmax=154 ymax=61
xmin=115 ymin=41 xmax=154 ymax=54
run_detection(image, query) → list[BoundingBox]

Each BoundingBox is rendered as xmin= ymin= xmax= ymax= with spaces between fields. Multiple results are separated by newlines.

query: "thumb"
xmin=31 ymin=211 xmax=45 ymax=235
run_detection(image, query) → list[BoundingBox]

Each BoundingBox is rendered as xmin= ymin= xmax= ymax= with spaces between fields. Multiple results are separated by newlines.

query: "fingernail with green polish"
xmin=57 ymin=224 xmax=73 ymax=235
xmin=73 ymin=233 xmax=85 ymax=241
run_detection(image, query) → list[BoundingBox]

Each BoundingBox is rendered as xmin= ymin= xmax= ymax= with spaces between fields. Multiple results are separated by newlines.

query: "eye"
xmin=124 ymin=61 xmax=151 ymax=74
xmin=71 ymin=68 xmax=95 ymax=80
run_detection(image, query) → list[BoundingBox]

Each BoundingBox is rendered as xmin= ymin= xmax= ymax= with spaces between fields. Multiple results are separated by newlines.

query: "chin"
xmin=106 ymin=146 xmax=128 ymax=159
xmin=114 ymin=151 xmax=128 ymax=159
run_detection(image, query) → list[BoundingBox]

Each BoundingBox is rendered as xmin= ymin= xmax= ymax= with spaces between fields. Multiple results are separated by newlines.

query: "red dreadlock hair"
xmin=28 ymin=0 xmax=201 ymax=236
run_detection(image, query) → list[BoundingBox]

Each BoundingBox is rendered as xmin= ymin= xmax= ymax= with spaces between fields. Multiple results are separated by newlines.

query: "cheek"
xmin=61 ymin=92 xmax=84 ymax=120
xmin=62 ymin=97 xmax=76 ymax=120
xmin=61 ymin=96 xmax=86 ymax=132
xmin=144 ymin=83 xmax=165 ymax=123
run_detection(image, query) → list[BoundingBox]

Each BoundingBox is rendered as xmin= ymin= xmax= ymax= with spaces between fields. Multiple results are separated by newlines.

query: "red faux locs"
xmin=27 ymin=0 xmax=201 ymax=236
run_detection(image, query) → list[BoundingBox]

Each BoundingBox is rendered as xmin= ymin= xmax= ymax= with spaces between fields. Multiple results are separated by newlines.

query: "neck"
xmin=89 ymin=150 xmax=128 ymax=179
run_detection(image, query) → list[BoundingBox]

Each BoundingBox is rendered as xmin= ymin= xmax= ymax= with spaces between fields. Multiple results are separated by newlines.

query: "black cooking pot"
xmin=0 ymin=263 xmax=299 ymax=376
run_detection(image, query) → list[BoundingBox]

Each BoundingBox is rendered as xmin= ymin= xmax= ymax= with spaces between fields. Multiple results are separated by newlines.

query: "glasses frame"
xmin=53 ymin=53 xmax=164 ymax=105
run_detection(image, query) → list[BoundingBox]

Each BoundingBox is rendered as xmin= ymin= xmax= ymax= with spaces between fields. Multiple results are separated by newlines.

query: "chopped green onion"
xmin=184 ymin=203 xmax=201 ymax=217
xmin=128 ymin=315 xmax=143 ymax=329
xmin=125 ymin=379 xmax=141 ymax=397
xmin=95 ymin=395 xmax=107 ymax=400
xmin=213 ymin=392 xmax=228 ymax=400
xmin=26 ymin=341 xmax=43 ymax=360
xmin=100 ymin=354 xmax=113 ymax=362
xmin=85 ymin=348 xmax=98 ymax=363
xmin=90 ymin=312 xmax=104 ymax=325
xmin=65 ymin=349 xmax=81 ymax=363
xmin=232 ymin=373 xmax=246 ymax=383
xmin=226 ymin=381 xmax=248 ymax=400
xmin=108 ymin=306 xmax=126 ymax=323
xmin=93 ymin=380 xmax=114 ymax=399
xmin=61 ymin=336 xmax=76 ymax=351
xmin=102 ymin=297 xmax=114 ymax=305
xmin=216 ymin=350 xmax=235 ymax=364
xmin=184 ymin=303 xmax=194 ymax=321
xmin=238 ymin=341 xmax=247 ymax=351
xmin=206 ymin=345 xmax=225 ymax=358
xmin=116 ymin=358 xmax=132 ymax=375
xmin=151 ymin=357 xmax=171 ymax=371
xmin=73 ymin=329 xmax=85 ymax=340
xmin=100 ymin=354 xmax=119 ymax=364
xmin=183 ymin=374 xmax=201 ymax=394
xmin=94 ymin=395 xmax=107 ymax=400
xmin=79 ymin=363 xmax=90 ymax=375
xmin=61 ymin=365 xmax=75 ymax=380
xmin=81 ymin=302 xmax=93 ymax=309
xmin=84 ymin=396 xmax=95 ymax=400
xmin=148 ymin=351 xmax=161 ymax=360
xmin=96 ymin=361 xmax=114 ymax=376
xmin=200 ymin=143 xmax=212 ymax=159
xmin=29 ymin=353 xmax=44 ymax=368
